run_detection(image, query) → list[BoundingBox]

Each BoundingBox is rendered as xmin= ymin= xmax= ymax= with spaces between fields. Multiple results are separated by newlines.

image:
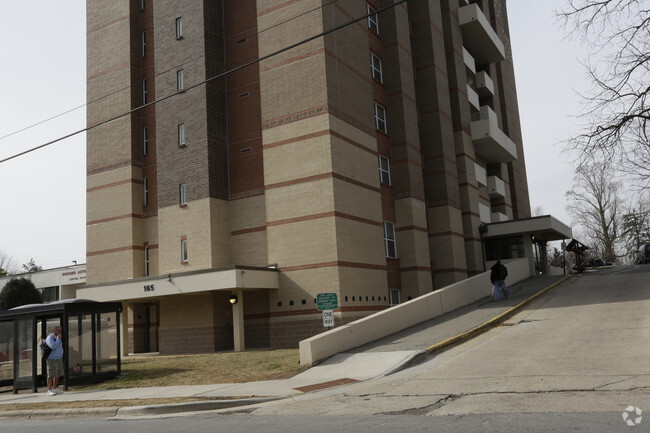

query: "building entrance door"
xmin=132 ymin=302 xmax=159 ymax=353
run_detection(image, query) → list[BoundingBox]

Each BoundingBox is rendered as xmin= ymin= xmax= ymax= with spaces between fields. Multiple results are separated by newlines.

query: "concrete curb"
xmin=425 ymin=275 xmax=572 ymax=355
xmin=0 ymin=397 xmax=286 ymax=419
xmin=0 ymin=407 xmax=119 ymax=419
xmin=115 ymin=396 xmax=286 ymax=416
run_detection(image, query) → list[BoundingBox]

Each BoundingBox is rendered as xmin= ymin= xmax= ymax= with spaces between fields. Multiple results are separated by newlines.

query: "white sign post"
xmin=322 ymin=309 xmax=334 ymax=328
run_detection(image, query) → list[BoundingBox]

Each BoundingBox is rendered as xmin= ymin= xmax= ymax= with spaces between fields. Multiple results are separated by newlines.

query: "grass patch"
xmin=72 ymin=348 xmax=305 ymax=391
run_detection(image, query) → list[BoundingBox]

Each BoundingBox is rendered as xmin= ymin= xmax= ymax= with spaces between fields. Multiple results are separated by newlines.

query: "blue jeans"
xmin=493 ymin=280 xmax=509 ymax=300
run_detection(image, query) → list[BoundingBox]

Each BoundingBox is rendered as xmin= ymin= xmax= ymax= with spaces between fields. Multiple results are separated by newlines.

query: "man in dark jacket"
xmin=490 ymin=260 xmax=510 ymax=301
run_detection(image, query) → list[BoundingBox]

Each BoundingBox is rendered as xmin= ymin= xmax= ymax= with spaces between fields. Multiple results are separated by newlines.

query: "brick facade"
xmin=86 ymin=0 xmax=531 ymax=355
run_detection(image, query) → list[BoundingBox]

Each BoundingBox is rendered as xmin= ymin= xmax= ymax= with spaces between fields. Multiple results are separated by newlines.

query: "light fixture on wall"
xmin=229 ymin=295 xmax=238 ymax=305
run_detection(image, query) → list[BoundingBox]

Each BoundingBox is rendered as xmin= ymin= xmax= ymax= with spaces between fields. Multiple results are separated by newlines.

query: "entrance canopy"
xmin=481 ymin=215 xmax=572 ymax=242
xmin=480 ymin=215 xmax=573 ymax=275
xmin=0 ymin=299 xmax=122 ymax=393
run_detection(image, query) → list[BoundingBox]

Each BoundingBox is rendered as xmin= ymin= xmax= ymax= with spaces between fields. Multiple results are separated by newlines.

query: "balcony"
xmin=459 ymin=4 xmax=505 ymax=65
xmin=476 ymin=71 xmax=494 ymax=98
xmin=463 ymin=47 xmax=476 ymax=74
xmin=487 ymin=175 xmax=505 ymax=198
xmin=471 ymin=106 xmax=517 ymax=164
xmin=491 ymin=212 xmax=508 ymax=222
xmin=479 ymin=203 xmax=491 ymax=224
xmin=467 ymin=84 xmax=480 ymax=111
xmin=475 ymin=163 xmax=487 ymax=186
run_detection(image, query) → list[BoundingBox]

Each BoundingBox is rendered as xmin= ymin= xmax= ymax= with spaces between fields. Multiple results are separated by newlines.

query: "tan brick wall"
xmin=267 ymin=218 xmax=337 ymax=268
xmin=158 ymin=197 xmax=231 ymax=273
xmin=271 ymin=267 xmax=340 ymax=313
xmin=231 ymin=232 xmax=268 ymax=267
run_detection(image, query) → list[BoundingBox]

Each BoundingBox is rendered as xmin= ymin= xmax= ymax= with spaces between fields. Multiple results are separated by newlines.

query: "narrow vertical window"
xmin=142 ymin=79 xmax=147 ymax=104
xmin=143 ymin=127 xmax=149 ymax=155
xmin=389 ymin=289 xmax=400 ymax=306
xmin=175 ymin=17 xmax=183 ymax=39
xmin=378 ymin=155 xmax=391 ymax=185
xmin=383 ymin=221 xmax=397 ymax=258
xmin=141 ymin=31 xmax=146 ymax=57
xmin=374 ymin=103 xmax=387 ymax=133
xmin=140 ymin=0 xmax=145 ymax=11
xmin=144 ymin=247 xmax=150 ymax=276
xmin=177 ymin=70 xmax=184 ymax=90
xmin=370 ymin=52 xmax=383 ymax=83
xmin=143 ymin=177 xmax=149 ymax=207
xmin=181 ymin=239 xmax=188 ymax=263
xmin=367 ymin=5 xmax=379 ymax=34
xmin=179 ymin=183 xmax=187 ymax=205
xmin=178 ymin=124 xmax=186 ymax=146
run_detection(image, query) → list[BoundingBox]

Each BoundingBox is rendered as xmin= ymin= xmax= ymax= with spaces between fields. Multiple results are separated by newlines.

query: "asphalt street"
xmin=245 ymin=264 xmax=650 ymax=431
xmin=3 ymin=265 xmax=649 ymax=432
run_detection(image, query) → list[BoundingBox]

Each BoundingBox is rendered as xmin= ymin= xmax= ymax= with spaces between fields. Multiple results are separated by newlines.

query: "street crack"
xmin=379 ymin=394 xmax=460 ymax=416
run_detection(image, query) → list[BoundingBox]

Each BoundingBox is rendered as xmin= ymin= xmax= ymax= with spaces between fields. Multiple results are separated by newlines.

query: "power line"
xmin=0 ymin=0 xmax=342 ymax=144
xmin=0 ymin=0 xmax=406 ymax=165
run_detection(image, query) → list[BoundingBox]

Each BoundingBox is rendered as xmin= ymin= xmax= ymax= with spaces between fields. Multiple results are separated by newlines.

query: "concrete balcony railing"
xmin=471 ymin=106 xmax=518 ymax=164
xmin=479 ymin=203 xmax=491 ymax=224
xmin=476 ymin=71 xmax=494 ymax=98
xmin=491 ymin=212 xmax=508 ymax=222
xmin=463 ymin=47 xmax=476 ymax=74
xmin=475 ymin=163 xmax=487 ymax=186
xmin=467 ymin=84 xmax=480 ymax=111
xmin=487 ymin=175 xmax=505 ymax=198
xmin=459 ymin=3 xmax=505 ymax=65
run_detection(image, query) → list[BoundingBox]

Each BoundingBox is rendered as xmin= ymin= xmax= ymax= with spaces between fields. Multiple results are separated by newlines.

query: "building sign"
xmin=316 ymin=293 xmax=338 ymax=311
xmin=60 ymin=269 xmax=87 ymax=284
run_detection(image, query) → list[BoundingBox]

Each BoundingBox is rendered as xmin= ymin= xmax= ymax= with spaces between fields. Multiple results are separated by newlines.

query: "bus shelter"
xmin=0 ymin=299 xmax=122 ymax=394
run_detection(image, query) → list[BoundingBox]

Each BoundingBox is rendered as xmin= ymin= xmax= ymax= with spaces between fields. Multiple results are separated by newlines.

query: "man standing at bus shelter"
xmin=45 ymin=325 xmax=64 ymax=396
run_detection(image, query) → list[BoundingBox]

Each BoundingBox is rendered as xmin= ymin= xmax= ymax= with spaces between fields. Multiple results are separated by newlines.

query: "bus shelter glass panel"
xmin=14 ymin=318 xmax=34 ymax=390
xmin=97 ymin=312 xmax=118 ymax=373
xmin=0 ymin=321 xmax=13 ymax=387
xmin=67 ymin=314 xmax=93 ymax=379
xmin=37 ymin=318 xmax=61 ymax=377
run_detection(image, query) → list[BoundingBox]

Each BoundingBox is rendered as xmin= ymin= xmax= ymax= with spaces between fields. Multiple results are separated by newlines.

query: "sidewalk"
xmin=0 ymin=275 xmax=570 ymax=418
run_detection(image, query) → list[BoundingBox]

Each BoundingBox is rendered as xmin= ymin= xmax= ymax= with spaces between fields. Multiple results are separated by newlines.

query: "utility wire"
xmin=0 ymin=0 xmax=406 ymax=165
xmin=0 ymin=0 xmax=342 ymax=144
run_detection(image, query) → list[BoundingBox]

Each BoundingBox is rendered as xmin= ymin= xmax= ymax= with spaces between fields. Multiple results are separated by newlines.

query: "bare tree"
xmin=557 ymin=1 xmax=650 ymax=185
xmin=565 ymin=163 xmax=623 ymax=262
xmin=621 ymin=192 xmax=650 ymax=262
xmin=0 ymin=250 xmax=18 ymax=276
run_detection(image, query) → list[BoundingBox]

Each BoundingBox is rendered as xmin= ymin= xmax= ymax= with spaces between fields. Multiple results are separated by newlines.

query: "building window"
xmin=40 ymin=286 xmax=59 ymax=303
xmin=378 ymin=155 xmax=391 ymax=185
xmin=178 ymin=124 xmax=186 ymax=146
xmin=140 ymin=0 xmax=145 ymax=10
xmin=143 ymin=177 xmax=149 ymax=206
xmin=143 ymin=127 xmax=148 ymax=155
xmin=367 ymin=5 xmax=379 ymax=34
xmin=181 ymin=239 xmax=188 ymax=263
xmin=370 ymin=52 xmax=383 ymax=83
xmin=177 ymin=70 xmax=184 ymax=91
xmin=144 ymin=247 xmax=150 ymax=276
xmin=179 ymin=183 xmax=187 ymax=205
xmin=384 ymin=221 xmax=397 ymax=258
xmin=141 ymin=31 xmax=146 ymax=57
xmin=142 ymin=79 xmax=147 ymax=104
xmin=374 ymin=103 xmax=387 ymax=133
xmin=176 ymin=17 xmax=183 ymax=39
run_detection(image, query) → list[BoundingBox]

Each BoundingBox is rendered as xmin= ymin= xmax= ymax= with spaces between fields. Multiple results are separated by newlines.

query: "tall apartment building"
xmin=83 ymin=0 xmax=547 ymax=354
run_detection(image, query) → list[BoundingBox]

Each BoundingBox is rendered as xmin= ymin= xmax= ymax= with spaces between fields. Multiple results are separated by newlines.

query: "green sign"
xmin=316 ymin=293 xmax=338 ymax=311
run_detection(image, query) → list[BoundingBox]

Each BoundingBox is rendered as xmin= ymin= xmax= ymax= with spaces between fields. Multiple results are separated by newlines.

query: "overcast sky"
xmin=0 ymin=0 xmax=586 ymax=270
